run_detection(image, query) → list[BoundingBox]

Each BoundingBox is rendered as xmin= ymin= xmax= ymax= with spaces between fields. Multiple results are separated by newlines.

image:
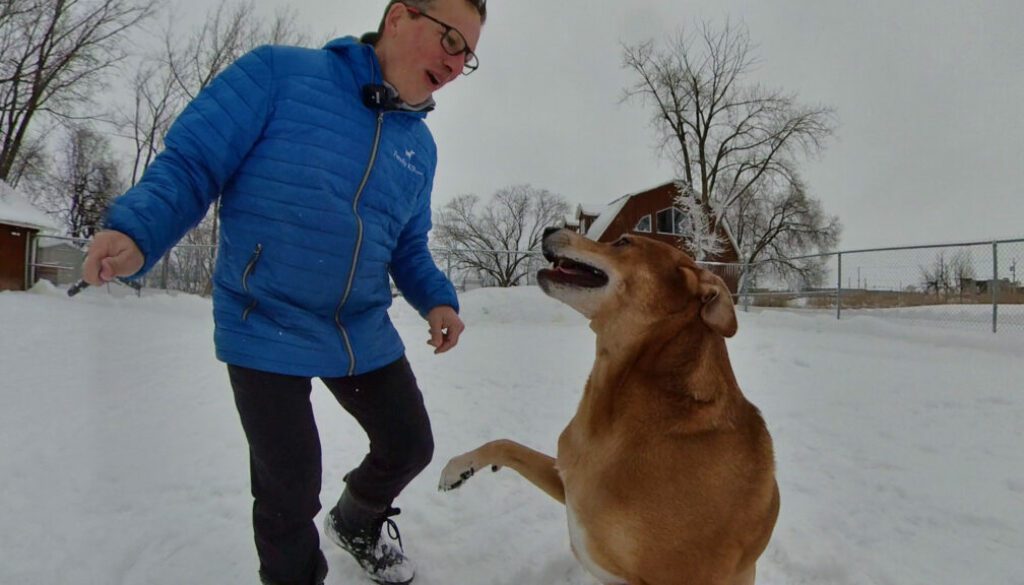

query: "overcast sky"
xmin=166 ymin=0 xmax=1024 ymax=251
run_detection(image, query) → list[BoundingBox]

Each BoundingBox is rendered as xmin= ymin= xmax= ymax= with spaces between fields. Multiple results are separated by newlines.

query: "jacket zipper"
xmin=334 ymin=110 xmax=385 ymax=375
xmin=241 ymin=243 xmax=264 ymax=321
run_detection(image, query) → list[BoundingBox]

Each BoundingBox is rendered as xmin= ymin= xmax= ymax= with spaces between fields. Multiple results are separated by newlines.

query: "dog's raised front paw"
xmin=439 ymin=455 xmax=478 ymax=492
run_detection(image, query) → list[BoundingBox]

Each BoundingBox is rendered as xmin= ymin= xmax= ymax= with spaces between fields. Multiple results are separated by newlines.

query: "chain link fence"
xmin=736 ymin=239 xmax=1024 ymax=332
xmin=32 ymin=235 xmax=1023 ymax=332
xmin=32 ymin=235 xmax=216 ymax=295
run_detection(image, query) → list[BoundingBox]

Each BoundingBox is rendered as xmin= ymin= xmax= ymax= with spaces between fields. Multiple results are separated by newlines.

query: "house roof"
xmin=585 ymin=194 xmax=631 ymax=241
xmin=585 ymin=180 xmax=689 ymax=240
xmin=582 ymin=180 xmax=742 ymax=260
xmin=577 ymin=203 xmax=604 ymax=218
xmin=0 ymin=180 xmax=59 ymax=232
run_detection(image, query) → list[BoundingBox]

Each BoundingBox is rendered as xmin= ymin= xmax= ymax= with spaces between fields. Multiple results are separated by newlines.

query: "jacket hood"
xmin=324 ymin=35 xmax=367 ymax=54
xmin=324 ymin=36 xmax=380 ymax=84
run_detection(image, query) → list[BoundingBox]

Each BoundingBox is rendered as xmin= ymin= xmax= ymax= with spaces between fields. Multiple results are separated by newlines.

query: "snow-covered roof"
xmin=581 ymin=181 xmax=739 ymax=258
xmin=584 ymin=181 xmax=690 ymax=240
xmin=585 ymin=194 xmax=631 ymax=241
xmin=0 ymin=180 xmax=59 ymax=232
xmin=577 ymin=203 xmax=605 ymax=218
xmin=629 ymin=179 xmax=683 ymax=197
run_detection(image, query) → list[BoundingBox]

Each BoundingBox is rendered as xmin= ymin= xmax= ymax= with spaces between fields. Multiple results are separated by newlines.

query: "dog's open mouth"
xmin=538 ymin=256 xmax=609 ymax=288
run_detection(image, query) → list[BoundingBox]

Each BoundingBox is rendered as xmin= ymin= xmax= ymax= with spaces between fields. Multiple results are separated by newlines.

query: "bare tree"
xmin=0 ymin=0 xmax=156 ymax=183
xmin=622 ymin=20 xmax=839 ymax=268
xmin=4 ymin=130 xmax=51 ymax=191
xmin=920 ymin=250 xmax=976 ymax=302
xmin=164 ymin=0 xmax=310 ymax=101
xmin=730 ymin=174 xmax=840 ymax=289
xmin=119 ymin=0 xmax=310 ymax=187
xmin=921 ymin=252 xmax=954 ymax=300
xmin=38 ymin=125 xmax=124 ymax=237
xmin=122 ymin=61 xmax=181 ymax=187
xmin=434 ymin=185 xmax=570 ymax=288
xmin=673 ymin=181 xmax=725 ymax=261
xmin=949 ymin=249 xmax=977 ymax=302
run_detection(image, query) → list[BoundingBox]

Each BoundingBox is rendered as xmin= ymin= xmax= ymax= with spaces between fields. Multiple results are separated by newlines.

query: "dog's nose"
xmin=544 ymin=227 xmax=561 ymax=239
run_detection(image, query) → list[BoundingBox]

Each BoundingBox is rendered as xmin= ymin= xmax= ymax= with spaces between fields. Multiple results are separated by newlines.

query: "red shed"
xmin=0 ymin=181 xmax=59 ymax=292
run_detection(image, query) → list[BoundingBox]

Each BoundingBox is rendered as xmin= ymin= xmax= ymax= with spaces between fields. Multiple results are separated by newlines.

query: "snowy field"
xmin=2 ymin=283 xmax=1022 ymax=585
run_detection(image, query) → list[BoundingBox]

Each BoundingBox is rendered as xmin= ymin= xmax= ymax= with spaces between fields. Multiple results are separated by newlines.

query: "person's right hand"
xmin=82 ymin=230 xmax=144 ymax=286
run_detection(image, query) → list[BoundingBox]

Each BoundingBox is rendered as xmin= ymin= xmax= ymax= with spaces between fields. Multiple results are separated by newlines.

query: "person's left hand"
xmin=426 ymin=305 xmax=464 ymax=354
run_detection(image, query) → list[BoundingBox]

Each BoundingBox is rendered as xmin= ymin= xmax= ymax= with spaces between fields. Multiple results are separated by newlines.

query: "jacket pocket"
xmin=241 ymin=243 xmax=264 ymax=321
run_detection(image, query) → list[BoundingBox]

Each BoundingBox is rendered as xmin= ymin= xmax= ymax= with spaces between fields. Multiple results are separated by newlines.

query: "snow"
xmin=0 ymin=180 xmax=59 ymax=232
xmin=2 ymin=282 xmax=1022 ymax=585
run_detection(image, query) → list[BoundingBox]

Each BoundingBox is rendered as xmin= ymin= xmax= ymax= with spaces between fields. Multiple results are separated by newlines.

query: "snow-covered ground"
xmin=2 ymin=283 xmax=1022 ymax=585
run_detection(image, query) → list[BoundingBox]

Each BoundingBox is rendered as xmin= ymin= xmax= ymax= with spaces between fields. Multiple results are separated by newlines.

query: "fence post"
xmin=992 ymin=242 xmax=999 ymax=333
xmin=741 ymin=266 xmax=750 ymax=313
xmin=836 ymin=253 xmax=843 ymax=320
xmin=27 ymin=233 xmax=38 ymax=288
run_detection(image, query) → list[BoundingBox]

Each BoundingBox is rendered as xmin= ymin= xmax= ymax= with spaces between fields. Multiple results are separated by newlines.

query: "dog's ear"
xmin=696 ymin=269 xmax=738 ymax=338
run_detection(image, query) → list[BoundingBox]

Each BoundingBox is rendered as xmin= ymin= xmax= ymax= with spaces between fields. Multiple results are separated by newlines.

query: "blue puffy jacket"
xmin=105 ymin=37 xmax=459 ymax=377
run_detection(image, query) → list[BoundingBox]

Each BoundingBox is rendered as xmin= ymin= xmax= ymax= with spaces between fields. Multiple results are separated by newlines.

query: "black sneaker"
xmin=324 ymin=504 xmax=415 ymax=585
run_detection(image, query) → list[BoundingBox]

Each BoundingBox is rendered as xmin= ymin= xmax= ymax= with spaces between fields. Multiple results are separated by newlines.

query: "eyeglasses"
xmin=404 ymin=4 xmax=479 ymax=75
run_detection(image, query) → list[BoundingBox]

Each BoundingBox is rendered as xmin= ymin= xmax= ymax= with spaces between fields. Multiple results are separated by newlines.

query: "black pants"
xmin=228 ymin=356 xmax=434 ymax=585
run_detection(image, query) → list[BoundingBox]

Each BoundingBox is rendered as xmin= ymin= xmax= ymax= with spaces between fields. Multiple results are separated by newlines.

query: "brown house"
xmin=0 ymin=181 xmax=59 ymax=292
xmin=567 ymin=181 xmax=742 ymax=291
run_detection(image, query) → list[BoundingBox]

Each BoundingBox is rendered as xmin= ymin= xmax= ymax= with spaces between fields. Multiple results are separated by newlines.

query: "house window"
xmin=659 ymin=207 xmax=692 ymax=235
xmin=655 ymin=209 xmax=679 ymax=234
xmin=634 ymin=215 xmax=652 ymax=233
xmin=656 ymin=209 xmax=672 ymax=233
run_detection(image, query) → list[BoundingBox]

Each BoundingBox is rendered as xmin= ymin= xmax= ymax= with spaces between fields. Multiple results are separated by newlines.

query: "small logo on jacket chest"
xmin=393 ymin=148 xmax=424 ymax=177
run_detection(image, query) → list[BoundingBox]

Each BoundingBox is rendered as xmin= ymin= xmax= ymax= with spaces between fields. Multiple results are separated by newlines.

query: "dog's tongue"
xmin=558 ymin=264 xmax=589 ymax=276
xmin=556 ymin=259 xmax=590 ymax=276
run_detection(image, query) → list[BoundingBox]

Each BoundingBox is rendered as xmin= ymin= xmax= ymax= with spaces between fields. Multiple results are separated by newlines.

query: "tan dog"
xmin=439 ymin=229 xmax=779 ymax=585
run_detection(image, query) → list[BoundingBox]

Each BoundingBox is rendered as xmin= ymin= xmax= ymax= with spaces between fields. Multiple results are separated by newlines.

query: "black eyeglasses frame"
xmin=404 ymin=4 xmax=479 ymax=75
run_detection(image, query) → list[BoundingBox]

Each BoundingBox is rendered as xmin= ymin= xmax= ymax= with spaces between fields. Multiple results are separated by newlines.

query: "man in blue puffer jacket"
xmin=80 ymin=1 xmax=485 ymax=583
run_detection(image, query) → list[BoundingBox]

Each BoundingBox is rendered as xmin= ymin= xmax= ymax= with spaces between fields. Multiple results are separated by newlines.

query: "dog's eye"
xmin=613 ymin=237 xmax=630 ymax=247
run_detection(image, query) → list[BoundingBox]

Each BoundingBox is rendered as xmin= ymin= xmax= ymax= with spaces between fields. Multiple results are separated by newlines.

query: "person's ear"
xmin=383 ymin=2 xmax=406 ymax=38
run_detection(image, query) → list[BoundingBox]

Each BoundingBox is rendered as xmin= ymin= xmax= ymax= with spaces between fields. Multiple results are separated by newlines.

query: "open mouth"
xmin=538 ymin=256 xmax=609 ymax=288
xmin=426 ymin=71 xmax=441 ymax=88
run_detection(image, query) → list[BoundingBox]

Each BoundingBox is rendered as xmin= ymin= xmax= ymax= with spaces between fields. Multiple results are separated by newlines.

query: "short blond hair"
xmin=370 ymin=0 xmax=487 ymax=41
